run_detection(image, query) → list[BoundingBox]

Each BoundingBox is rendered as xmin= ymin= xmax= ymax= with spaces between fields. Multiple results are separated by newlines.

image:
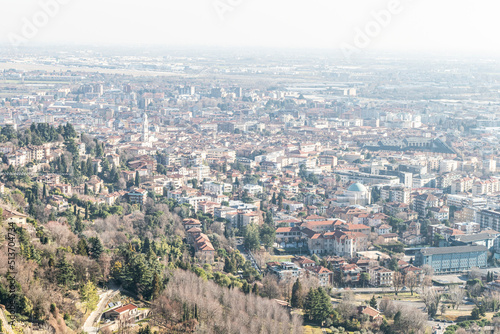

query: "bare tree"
xmin=448 ymin=285 xmax=465 ymax=310
xmin=392 ymin=306 xmax=427 ymax=333
xmin=421 ymin=287 xmax=442 ymax=317
xmin=469 ymin=268 xmax=482 ymax=280
xmin=379 ymin=298 xmax=397 ymax=318
xmin=393 ymin=272 xmax=403 ymax=296
xmin=405 ymin=271 xmax=418 ymax=296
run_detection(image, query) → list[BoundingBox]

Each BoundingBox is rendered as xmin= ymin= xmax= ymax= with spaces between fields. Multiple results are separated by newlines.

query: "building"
xmin=473 ymin=179 xmax=500 ymax=195
xmin=368 ymin=266 xmax=394 ymax=287
xmin=306 ymin=266 xmax=334 ymax=287
xmin=449 ymin=231 xmax=500 ymax=251
xmin=477 ymin=209 xmax=500 ymax=231
xmin=103 ymin=304 xmax=139 ymax=321
xmin=2 ymin=209 xmax=28 ymax=225
xmin=127 ymin=188 xmax=148 ymax=204
xmin=380 ymin=185 xmax=411 ymax=204
xmin=268 ymin=262 xmax=304 ymax=283
xmin=413 ymin=193 xmax=441 ymax=215
xmin=414 ymin=245 xmax=488 ymax=274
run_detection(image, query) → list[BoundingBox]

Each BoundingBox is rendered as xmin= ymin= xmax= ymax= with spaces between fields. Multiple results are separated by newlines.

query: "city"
xmin=0 ymin=1 xmax=500 ymax=334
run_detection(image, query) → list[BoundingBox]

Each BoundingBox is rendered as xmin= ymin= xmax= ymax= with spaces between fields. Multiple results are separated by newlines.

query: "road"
xmin=0 ymin=308 xmax=15 ymax=334
xmin=236 ymin=238 xmax=262 ymax=274
xmin=82 ymin=288 xmax=120 ymax=334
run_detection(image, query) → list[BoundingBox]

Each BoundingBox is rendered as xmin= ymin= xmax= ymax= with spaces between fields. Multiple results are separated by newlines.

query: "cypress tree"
xmin=291 ymin=278 xmax=303 ymax=308
xmin=370 ymin=295 xmax=378 ymax=309
xmin=135 ymin=171 xmax=140 ymax=187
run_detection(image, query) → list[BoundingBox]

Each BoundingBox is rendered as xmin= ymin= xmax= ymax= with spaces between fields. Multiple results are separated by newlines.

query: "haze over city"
xmin=1 ymin=1 xmax=500 ymax=334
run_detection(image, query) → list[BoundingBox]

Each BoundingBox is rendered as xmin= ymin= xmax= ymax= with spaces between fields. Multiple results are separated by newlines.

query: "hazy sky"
xmin=1 ymin=0 xmax=500 ymax=55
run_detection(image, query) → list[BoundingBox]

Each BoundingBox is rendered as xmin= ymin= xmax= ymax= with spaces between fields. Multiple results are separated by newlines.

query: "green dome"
xmin=347 ymin=182 xmax=367 ymax=192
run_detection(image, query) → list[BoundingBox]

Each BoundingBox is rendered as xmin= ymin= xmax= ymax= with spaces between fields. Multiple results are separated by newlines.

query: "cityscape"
xmin=1 ymin=1 xmax=500 ymax=334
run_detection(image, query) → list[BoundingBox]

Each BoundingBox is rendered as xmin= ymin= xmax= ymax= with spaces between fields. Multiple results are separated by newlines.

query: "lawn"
xmin=268 ymin=255 xmax=295 ymax=262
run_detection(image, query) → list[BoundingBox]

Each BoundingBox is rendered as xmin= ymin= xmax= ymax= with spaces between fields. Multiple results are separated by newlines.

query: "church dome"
xmin=347 ymin=182 xmax=367 ymax=193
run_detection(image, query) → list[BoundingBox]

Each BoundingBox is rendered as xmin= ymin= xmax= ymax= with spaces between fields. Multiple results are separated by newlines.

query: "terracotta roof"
xmin=360 ymin=306 xmax=380 ymax=318
xmin=112 ymin=304 xmax=138 ymax=314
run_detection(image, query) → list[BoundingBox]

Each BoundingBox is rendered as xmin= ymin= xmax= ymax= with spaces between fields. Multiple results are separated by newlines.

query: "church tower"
xmin=142 ymin=112 xmax=149 ymax=142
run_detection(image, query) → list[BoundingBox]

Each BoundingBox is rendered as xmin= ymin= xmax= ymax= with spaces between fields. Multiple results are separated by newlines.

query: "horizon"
xmin=2 ymin=0 xmax=500 ymax=58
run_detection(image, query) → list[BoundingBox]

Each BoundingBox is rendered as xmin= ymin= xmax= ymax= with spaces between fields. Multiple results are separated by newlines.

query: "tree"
xmin=388 ymin=257 xmax=399 ymax=271
xmin=76 ymin=239 xmax=89 ymax=256
xmin=448 ymin=285 xmax=465 ymax=310
xmin=56 ymin=255 xmax=75 ymax=286
xmin=370 ymin=295 xmax=377 ymax=309
xmin=471 ymin=307 xmax=481 ymax=320
xmin=393 ymin=272 xmax=403 ymax=296
xmin=135 ymin=171 xmax=140 ymax=187
xmin=291 ymin=279 xmax=303 ymax=308
xmin=252 ymin=283 xmax=259 ymax=295
xmin=271 ymin=193 xmax=276 ymax=205
xmin=304 ymin=287 xmax=333 ymax=325
xmin=80 ymin=281 xmax=99 ymax=312
xmin=360 ymin=272 xmax=370 ymax=288
xmin=89 ymin=237 xmax=104 ymax=260
xmin=243 ymin=223 xmax=260 ymax=251
xmin=405 ymin=271 xmax=418 ymax=296
xmin=421 ymin=287 xmax=442 ymax=317
xmin=259 ymin=224 xmax=276 ymax=248
xmin=440 ymin=302 xmax=446 ymax=316
xmin=151 ymin=272 xmax=162 ymax=300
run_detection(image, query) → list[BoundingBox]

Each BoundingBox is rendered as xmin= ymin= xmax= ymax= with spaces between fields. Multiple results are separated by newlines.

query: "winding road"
xmin=82 ymin=288 xmax=120 ymax=334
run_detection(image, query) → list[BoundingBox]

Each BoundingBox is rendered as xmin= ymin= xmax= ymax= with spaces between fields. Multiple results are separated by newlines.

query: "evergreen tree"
xmin=252 ymin=283 xmax=259 ymax=295
xmin=224 ymin=257 xmax=235 ymax=274
xmin=304 ymin=287 xmax=333 ymax=325
xmin=370 ymin=295 xmax=378 ymax=309
xmin=291 ymin=278 xmax=303 ymax=308
xmin=151 ymin=272 xmax=162 ymax=300
xmin=138 ymin=325 xmax=153 ymax=334
xmin=56 ymin=255 xmax=75 ymax=286
xmin=76 ymin=239 xmax=89 ymax=256
xmin=88 ymin=237 xmax=104 ymax=260
xmin=135 ymin=171 xmax=140 ymax=187
xmin=271 ymin=192 xmax=276 ymax=205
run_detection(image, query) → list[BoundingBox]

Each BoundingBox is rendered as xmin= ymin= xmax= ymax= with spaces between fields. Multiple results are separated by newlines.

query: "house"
xmin=183 ymin=218 xmax=202 ymax=231
xmin=380 ymin=233 xmax=398 ymax=243
xmin=339 ymin=263 xmax=361 ymax=285
xmin=102 ymin=303 xmax=139 ymax=321
xmin=2 ymin=209 xmax=28 ymax=225
xmin=292 ymin=256 xmax=316 ymax=268
xmin=276 ymin=227 xmax=305 ymax=248
xmin=86 ymin=175 xmax=104 ymax=194
xmin=375 ymin=224 xmax=392 ymax=235
xmin=357 ymin=306 xmax=382 ymax=321
xmin=306 ymin=266 xmax=333 ymax=287
xmin=305 ymin=229 xmax=368 ymax=258
xmin=186 ymin=228 xmax=215 ymax=263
